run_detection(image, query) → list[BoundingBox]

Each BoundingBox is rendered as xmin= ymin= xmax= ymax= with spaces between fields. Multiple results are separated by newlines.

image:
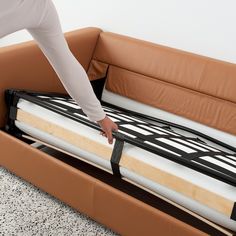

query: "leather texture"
xmin=0 ymin=130 xmax=207 ymax=236
xmin=87 ymin=59 xmax=109 ymax=81
xmin=105 ymin=65 xmax=236 ymax=135
xmin=1 ymin=27 xmax=235 ymax=235
xmin=90 ymin=32 xmax=236 ymax=135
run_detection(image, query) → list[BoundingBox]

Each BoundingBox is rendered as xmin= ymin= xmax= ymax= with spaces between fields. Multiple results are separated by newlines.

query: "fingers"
xmin=100 ymin=117 xmax=118 ymax=144
xmin=98 ymin=116 xmax=119 ymax=144
xmin=107 ymin=129 xmax=113 ymax=144
xmin=113 ymin=122 xmax=119 ymax=131
xmin=108 ymin=122 xmax=119 ymax=144
xmin=100 ymin=128 xmax=115 ymax=144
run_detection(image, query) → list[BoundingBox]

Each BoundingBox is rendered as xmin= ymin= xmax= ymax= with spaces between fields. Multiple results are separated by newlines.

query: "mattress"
xmin=5 ymin=89 xmax=236 ymax=232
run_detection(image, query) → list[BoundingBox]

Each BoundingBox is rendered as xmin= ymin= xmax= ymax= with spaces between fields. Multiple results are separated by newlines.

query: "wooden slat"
xmin=17 ymin=109 xmax=235 ymax=217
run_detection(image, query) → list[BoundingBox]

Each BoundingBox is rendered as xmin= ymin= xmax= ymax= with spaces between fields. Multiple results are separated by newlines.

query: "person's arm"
xmin=27 ymin=0 xmax=118 ymax=143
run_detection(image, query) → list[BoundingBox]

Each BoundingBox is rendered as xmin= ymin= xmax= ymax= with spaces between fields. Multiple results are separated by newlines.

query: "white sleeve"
xmin=27 ymin=0 xmax=106 ymax=122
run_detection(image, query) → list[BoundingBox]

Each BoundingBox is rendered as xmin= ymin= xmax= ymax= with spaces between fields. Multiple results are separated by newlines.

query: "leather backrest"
xmin=88 ymin=32 xmax=236 ymax=135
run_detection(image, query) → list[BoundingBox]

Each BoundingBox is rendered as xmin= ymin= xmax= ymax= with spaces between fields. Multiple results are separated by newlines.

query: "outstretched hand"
xmin=97 ymin=116 xmax=118 ymax=144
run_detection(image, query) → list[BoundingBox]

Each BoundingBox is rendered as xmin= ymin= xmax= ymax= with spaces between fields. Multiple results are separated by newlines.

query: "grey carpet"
xmin=0 ymin=167 xmax=118 ymax=236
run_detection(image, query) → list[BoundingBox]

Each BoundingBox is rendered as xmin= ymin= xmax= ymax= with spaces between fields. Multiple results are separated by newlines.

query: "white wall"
xmin=0 ymin=0 xmax=235 ymax=63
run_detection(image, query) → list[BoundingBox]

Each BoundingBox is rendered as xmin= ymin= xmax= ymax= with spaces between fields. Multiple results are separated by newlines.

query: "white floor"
xmin=0 ymin=167 xmax=118 ymax=236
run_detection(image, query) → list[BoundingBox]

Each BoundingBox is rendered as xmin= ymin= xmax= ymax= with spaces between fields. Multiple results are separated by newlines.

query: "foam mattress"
xmin=5 ymin=90 xmax=236 ymax=231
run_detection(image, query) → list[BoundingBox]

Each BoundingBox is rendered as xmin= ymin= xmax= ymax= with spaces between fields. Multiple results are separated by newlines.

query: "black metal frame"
xmin=4 ymin=89 xmax=236 ymax=188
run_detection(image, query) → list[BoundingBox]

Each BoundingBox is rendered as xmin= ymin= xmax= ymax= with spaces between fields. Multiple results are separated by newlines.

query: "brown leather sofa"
xmin=1 ymin=27 xmax=236 ymax=236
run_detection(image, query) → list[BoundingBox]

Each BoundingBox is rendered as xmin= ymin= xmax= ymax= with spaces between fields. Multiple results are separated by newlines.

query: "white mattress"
xmin=102 ymin=88 xmax=236 ymax=148
xmin=14 ymin=93 xmax=236 ymax=231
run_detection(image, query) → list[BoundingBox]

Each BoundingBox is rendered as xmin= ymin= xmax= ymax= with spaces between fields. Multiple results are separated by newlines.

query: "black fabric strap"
xmin=110 ymin=133 xmax=125 ymax=178
xmin=231 ymin=202 xmax=236 ymax=221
